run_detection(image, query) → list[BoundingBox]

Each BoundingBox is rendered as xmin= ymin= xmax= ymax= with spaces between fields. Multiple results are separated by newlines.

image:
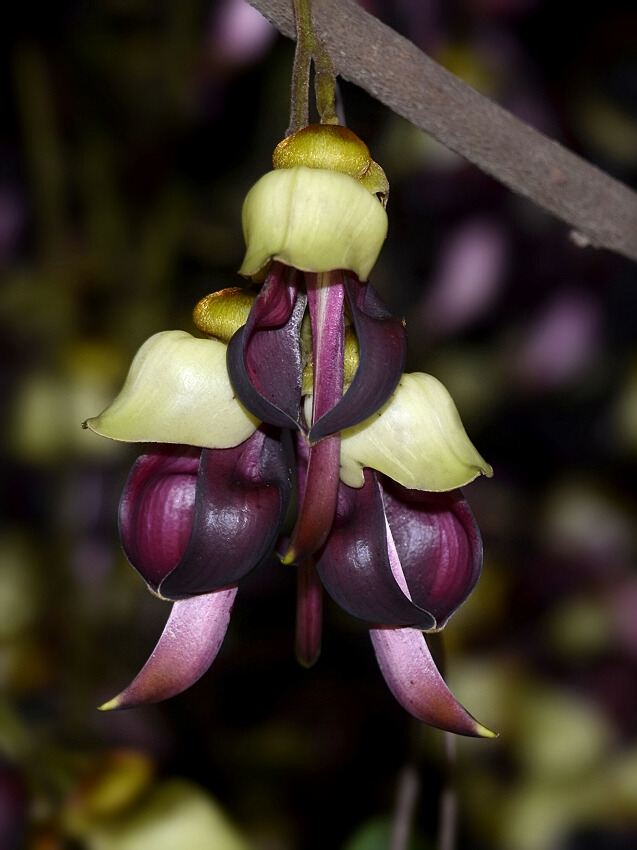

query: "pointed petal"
xmin=85 ymin=331 xmax=259 ymax=449
xmin=315 ymin=470 xmax=436 ymax=629
xmin=158 ymin=428 xmax=292 ymax=598
xmin=369 ymin=626 xmax=496 ymax=737
xmin=383 ymin=484 xmax=483 ymax=628
xmin=309 ymin=275 xmax=407 ymax=442
xmin=239 ymin=168 xmax=387 ymax=282
xmin=227 ymin=265 xmax=306 ymax=431
xmin=99 ymin=589 xmax=237 ymax=710
xmin=340 ymin=372 xmax=492 ymax=491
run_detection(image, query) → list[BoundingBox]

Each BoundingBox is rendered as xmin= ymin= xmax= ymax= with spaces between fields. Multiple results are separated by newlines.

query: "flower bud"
xmin=273 ymin=124 xmax=389 ymax=203
xmin=193 ymin=288 xmax=256 ymax=342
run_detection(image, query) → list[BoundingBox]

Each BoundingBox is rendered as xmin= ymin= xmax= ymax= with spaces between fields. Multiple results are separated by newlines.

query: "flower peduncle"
xmin=289 ymin=0 xmax=338 ymax=134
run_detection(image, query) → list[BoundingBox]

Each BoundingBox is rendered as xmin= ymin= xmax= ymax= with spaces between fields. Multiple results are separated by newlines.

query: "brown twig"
xmin=248 ymin=0 xmax=637 ymax=264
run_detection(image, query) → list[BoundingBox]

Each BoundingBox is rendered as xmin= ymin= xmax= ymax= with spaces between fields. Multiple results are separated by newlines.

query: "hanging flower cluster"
xmin=85 ymin=124 xmax=494 ymax=737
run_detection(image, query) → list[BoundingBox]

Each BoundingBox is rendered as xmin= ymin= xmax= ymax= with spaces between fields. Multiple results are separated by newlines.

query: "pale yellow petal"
xmin=84 ymin=331 xmax=259 ymax=448
xmin=340 ymin=372 xmax=493 ymax=491
xmin=239 ymin=167 xmax=387 ymax=281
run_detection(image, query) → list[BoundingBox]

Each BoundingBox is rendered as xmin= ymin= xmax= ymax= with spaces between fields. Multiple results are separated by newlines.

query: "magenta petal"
xmin=99 ymin=587 xmax=238 ymax=710
xmin=283 ymin=433 xmax=341 ymax=564
xmin=369 ymin=626 xmax=496 ymax=737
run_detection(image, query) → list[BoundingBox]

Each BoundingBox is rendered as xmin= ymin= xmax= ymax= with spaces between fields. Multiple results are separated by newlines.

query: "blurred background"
xmin=1 ymin=0 xmax=637 ymax=847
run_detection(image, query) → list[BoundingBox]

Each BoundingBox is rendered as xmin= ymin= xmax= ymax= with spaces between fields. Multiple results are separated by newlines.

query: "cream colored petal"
xmin=84 ymin=331 xmax=259 ymax=448
xmin=239 ymin=167 xmax=387 ymax=281
xmin=340 ymin=372 xmax=493 ymax=491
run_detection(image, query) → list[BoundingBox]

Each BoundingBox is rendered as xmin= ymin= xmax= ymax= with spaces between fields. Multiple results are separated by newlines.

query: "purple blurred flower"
xmin=208 ymin=0 xmax=276 ymax=68
xmin=511 ymin=289 xmax=600 ymax=390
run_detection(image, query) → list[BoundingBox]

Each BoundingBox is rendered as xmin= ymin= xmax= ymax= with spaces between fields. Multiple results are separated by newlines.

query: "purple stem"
xmin=295 ymin=558 xmax=323 ymax=668
xmin=283 ymin=271 xmax=344 ymax=563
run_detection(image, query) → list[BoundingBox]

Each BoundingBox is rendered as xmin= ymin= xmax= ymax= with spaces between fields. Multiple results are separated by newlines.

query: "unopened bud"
xmin=193 ymin=288 xmax=255 ymax=342
xmin=273 ymin=124 xmax=388 ymax=205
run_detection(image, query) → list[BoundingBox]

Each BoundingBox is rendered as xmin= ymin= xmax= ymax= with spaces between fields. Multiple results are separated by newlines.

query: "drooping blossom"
xmin=85 ymin=124 xmax=494 ymax=737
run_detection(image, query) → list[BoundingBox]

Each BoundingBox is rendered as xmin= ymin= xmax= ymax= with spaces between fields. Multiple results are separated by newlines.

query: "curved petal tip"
xmin=370 ymin=625 xmax=497 ymax=738
xmin=98 ymin=588 xmax=238 ymax=711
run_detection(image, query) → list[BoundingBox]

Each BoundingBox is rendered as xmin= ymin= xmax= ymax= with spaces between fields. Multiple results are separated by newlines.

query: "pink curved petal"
xmin=369 ymin=626 xmax=496 ymax=738
xmin=99 ymin=588 xmax=238 ymax=711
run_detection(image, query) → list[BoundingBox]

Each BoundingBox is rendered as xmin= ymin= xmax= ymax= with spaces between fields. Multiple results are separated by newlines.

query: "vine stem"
xmin=288 ymin=0 xmax=312 ymax=133
xmin=250 ymin=0 xmax=637 ymax=264
xmin=389 ymin=763 xmax=419 ymax=850
xmin=288 ymin=0 xmax=338 ymax=135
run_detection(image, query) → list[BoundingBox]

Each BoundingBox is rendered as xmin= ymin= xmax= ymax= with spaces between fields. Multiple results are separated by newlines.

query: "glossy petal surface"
xmin=239 ymin=168 xmax=387 ymax=281
xmin=160 ymin=429 xmax=292 ymax=598
xmin=119 ymin=430 xmax=292 ymax=599
xmin=119 ymin=446 xmax=200 ymax=591
xmin=282 ymin=272 xmax=345 ymax=562
xmin=308 ymin=274 xmax=407 ymax=443
xmin=99 ymin=589 xmax=238 ymax=710
xmin=85 ymin=331 xmax=259 ymax=449
xmin=316 ymin=472 xmax=483 ymax=630
xmin=383 ymin=484 xmax=483 ymax=629
xmin=227 ymin=265 xmax=306 ymax=431
xmin=340 ymin=371 xmax=492 ymax=490
xmin=370 ymin=626 xmax=496 ymax=737
xmin=315 ymin=470 xmax=436 ymax=629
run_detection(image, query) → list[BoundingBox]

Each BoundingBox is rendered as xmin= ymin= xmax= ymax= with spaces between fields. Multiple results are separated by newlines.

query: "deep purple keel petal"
xmin=315 ymin=470 xmax=436 ymax=629
xmin=99 ymin=587 xmax=238 ymax=710
xmin=227 ymin=262 xmax=306 ymax=430
xmin=383 ymin=483 xmax=483 ymax=628
xmin=309 ymin=273 xmax=407 ymax=442
xmin=159 ymin=428 xmax=292 ymax=598
xmin=370 ymin=626 xmax=496 ymax=737
xmin=119 ymin=430 xmax=291 ymax=599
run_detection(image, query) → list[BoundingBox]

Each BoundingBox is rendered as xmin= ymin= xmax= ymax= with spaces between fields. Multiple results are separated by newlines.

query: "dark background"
xmin=1 ymin=1 xmax=636 ymax=847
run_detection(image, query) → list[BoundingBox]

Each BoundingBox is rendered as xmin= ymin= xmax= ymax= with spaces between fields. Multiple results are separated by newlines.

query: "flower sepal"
xmin=239 ymin=168 xmax=388 ymax=282
xmin=84 ymin=331 xmax=259 ymax=450
xmin=340 ymin=372 xmax=493 ymax=491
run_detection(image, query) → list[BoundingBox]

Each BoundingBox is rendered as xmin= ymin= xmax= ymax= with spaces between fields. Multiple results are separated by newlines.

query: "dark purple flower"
xmin=86 ymin=124 xmax=494 ymax=736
